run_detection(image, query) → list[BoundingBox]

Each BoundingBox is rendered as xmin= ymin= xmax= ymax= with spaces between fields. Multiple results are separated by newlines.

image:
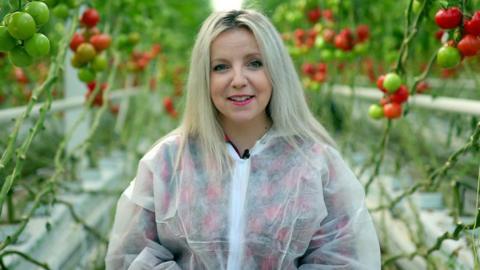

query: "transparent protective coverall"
xmin=105 ymin=129 xmax=381 ymax=269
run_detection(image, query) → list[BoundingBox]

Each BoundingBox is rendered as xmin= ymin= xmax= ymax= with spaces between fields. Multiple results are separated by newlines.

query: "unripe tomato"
xmin=389 ymin=85 xmax=409 ymax=103
xmin=2 ymin=13 xmax=13 ymax=26
xmin=90 ymin=33 xmax=111 ymax=51
xmin=69 ymin=32 xmax=84 ymax=51
xmin=9 ymin=46 xmax=33 ymax=67
xmin=52 ymin=4 xmax=70 ymax=19
xmin=435 ymin=7 xmax=462 ymax=29
xmin=0 ymin=26 xmax=16 ymax=52
xmin=382 ymin=73 xmax=402 ymax=93
xmin=7 ymin=12 xmax=36 ymax=40
xmin=92 ymin=54 xmax=108 ymax=71
xmin=71 ymin=53 xmax=85 ymax=68
xmin=81 ymin=8 xmax=100 ymax=28
xmin=25 ymin=33 xmax=50 ymax=57
xmin=76 ymin=43 xmax=96 ymax=63
xmin=368 ymin=104 xmax=384 ymax=119
xmin=77 ymin=68 xmax=96 ymax=82
xmin=437 ymin=45 xmax=461 ymax=68
xmin=383 ymin=103 xmax=402 ymax=119
xmin=24 ymin=1 xmax=50 ymax=26
xmin=457 ymin=35 xmax=480 ymax=57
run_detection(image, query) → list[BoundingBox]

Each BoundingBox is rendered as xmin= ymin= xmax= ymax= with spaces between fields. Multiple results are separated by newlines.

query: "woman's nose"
xmin=231 ymin=67 xmax=247 ymax=89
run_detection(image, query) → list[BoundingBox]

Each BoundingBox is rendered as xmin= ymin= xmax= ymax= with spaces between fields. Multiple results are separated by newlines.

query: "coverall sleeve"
xmin=298 ymin=145 xmax=381 ymax=270
xmin=105 ymin=157 xmax=181 ymax=270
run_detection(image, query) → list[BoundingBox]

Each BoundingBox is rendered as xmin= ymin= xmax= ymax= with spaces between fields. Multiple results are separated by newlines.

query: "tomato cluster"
xmin=69 ymin=8 xmax=111 ymax=84
xmin=163 ymin=97 xmax=178 ymax=118
xmin=369 ymin=73 xmax=410 ymax=120
xmin=0 ymin=1 xmax=51 ymax=67
xmin=435 ymin=7 xmax=480 ymax=69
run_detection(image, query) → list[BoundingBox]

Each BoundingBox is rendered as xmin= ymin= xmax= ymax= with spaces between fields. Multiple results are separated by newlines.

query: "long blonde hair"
xmin=171 ymin=9 xmax=335 ymax=174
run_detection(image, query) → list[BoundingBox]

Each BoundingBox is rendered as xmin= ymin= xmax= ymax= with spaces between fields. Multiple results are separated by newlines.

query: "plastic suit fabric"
xmin=105 ymin=128 xmax=381 ymax=269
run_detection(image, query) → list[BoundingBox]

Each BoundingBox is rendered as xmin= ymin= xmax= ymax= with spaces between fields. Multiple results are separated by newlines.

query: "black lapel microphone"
xmin=241 ymin=149 xmax=250 ymax=159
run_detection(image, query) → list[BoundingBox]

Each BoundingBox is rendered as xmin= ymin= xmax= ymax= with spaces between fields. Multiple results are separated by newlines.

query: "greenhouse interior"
xmin=0 ymin=0 xmax=480 ymax=269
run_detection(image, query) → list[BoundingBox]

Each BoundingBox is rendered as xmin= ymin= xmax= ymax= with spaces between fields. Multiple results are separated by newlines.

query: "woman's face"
xmin=209 ymin=28 xmax=272 ymax=129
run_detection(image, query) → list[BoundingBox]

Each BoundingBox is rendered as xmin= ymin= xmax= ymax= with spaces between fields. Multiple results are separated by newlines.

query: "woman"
xmin=105 ymin=9 xmax=380 ymax=270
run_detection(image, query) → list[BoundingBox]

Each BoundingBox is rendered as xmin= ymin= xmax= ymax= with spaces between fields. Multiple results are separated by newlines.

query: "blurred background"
xmin=0 ymin=0 xmax=479 ymax=269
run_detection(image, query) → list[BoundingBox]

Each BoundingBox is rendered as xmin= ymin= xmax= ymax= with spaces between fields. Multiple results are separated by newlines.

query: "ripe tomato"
xmin=7 ymin=12 xmax=36 ymax=40
xmin=89 ymin=33 xmax=111 ymax=51
xmin=81 ymin=8 xmax=100 ymax=28
xmin=70 ymin=32 xmax=84 ymax=51
xmin=75 ymin=43 xmax=96 ymax=63
xmin=334 ymin=34 xmax=352 ymax=51
xmin=435 ymin=7 xmax=462 ymax=29
xmin=389 ymin=85 xmax=409 ymax=103
xmin=382 ymin=73 xmax=402 ymax=93
xmin=0 ymin=26 xmax=16 ymax=52
xmin=383 ymin=103 xmax=402 ymax=119
xmin=356 ymin=24 xmax=369 ymax=42
xmin=9 ymin=46 xmax=33 ymax=67
xmin=24 ymin=1 xmax=50 ymax=26
xmin=25 ymin=33 xmax=50 ymax=57
xmin=464 ymin=19 xmax=480 ymax=36
xmin=302 ymin=63 xmax=315 ymax=75
xmin=416 ymin=81 xmax=430 ymax=93
xmin=368 ymin=104 xmax=384 ymax=119
xmin=307 ymin=7 xmax=321 ymax=24
xmin=376 ymin=75 xmax=387 ymax=93
xmin=457 ymin=35 xmax=480 ymax=57
xmin=322 ymin=28 xmax=335 ymax=43
xmin=437 ymin=45 xmax=461 ymax=68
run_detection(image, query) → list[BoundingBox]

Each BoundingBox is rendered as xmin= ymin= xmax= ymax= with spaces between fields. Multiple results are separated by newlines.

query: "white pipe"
xmin=332 ymin=85 xmax=480 ymax=116
xmin=0 ymin=87 xmax=141 ymax=124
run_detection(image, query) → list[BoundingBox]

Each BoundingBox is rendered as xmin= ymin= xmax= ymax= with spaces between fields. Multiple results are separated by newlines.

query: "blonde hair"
xmin=171 ymin=9 xmax=336 ymax=174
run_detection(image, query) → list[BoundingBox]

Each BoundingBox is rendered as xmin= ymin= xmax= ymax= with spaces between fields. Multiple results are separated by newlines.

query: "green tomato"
xmin=25 ymin=33 xmax=50 ymax=57
xmin=77 ymin=68 xmax=96 ymax=83
xmin=24 ymin=1 xmax=50 ymax=26
xmin=412 ymin=0 xmax=422 ymax=14
xmin=314 ymin=37 xmax=326 ymax=49
xmin=437 ymin=46 xmax=461 ymax=69
xmin=52 ymin=4 xmax=69 ymax=19
xmin=2 ymin=13 xmax=13 ymax=26
xmin=92 ymin=54 xmax=108 ymax=71
xmin=9 ymin=46 xmax=33 ymax=67
xmin=0 ymin=26 xmax=17 ymax=52
xmin=320 ymin=49 xmax=334 ymax=62
xmin=7 ymin=12 xmax=36 ymax=40
xmin=368 ymin=104 xmax=384 ymax=119
xmin=383 ymin=73 xmax=402 ymax=93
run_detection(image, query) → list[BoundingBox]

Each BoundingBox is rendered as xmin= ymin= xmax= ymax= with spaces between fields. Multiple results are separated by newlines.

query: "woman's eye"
xmin=212 ymin=64 xmax=228 ymax=72
xmin=248 ymin=59 xmax=263 ymax=69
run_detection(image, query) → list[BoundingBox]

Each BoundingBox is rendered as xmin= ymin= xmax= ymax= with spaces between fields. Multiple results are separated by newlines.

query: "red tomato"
xmin=379 ymin=97 xmax=390 ymax=106
xmin=383 ymin=103 xmax=403 ymax=119
xmin=322 ymin=10 xmax=334 ymax=21
xmin=14 ymin=67 xmax=28 ymax=84
xmin=376 ymin=75 xmax=387 ymax=93
xmin=90 ymin=33 xmax=111 ymax=51
xmin=334 ymin=33 xmax=353 ymax=51
xmin=81 ymin=8 xmax=100 ymax=28
xmin=307 ymin=7 xmax=321 ymax=24
xmin=416 ymin=81 xmax=430 ymax=93
xmin=356 ymin=24 xmax=370 ymax=42
xmin=457 ymin=34 xmax=480 ymax=57
xmin=389 ymin=85 xmax=409 ymax=103
xmin=317 ymin=63 xmax=327 ymax=73
xmin=464 ymin=11 xmax=480 ymax=36
xmin=434 ymin=7 xmax=462 ymax=29
xmin=70 ymin=32 xmax=84 ymax=51
xmin=435 ymin=29 xmax=445 ymax=41
xmin=302 ymin=63 xmax=315 ymax=75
